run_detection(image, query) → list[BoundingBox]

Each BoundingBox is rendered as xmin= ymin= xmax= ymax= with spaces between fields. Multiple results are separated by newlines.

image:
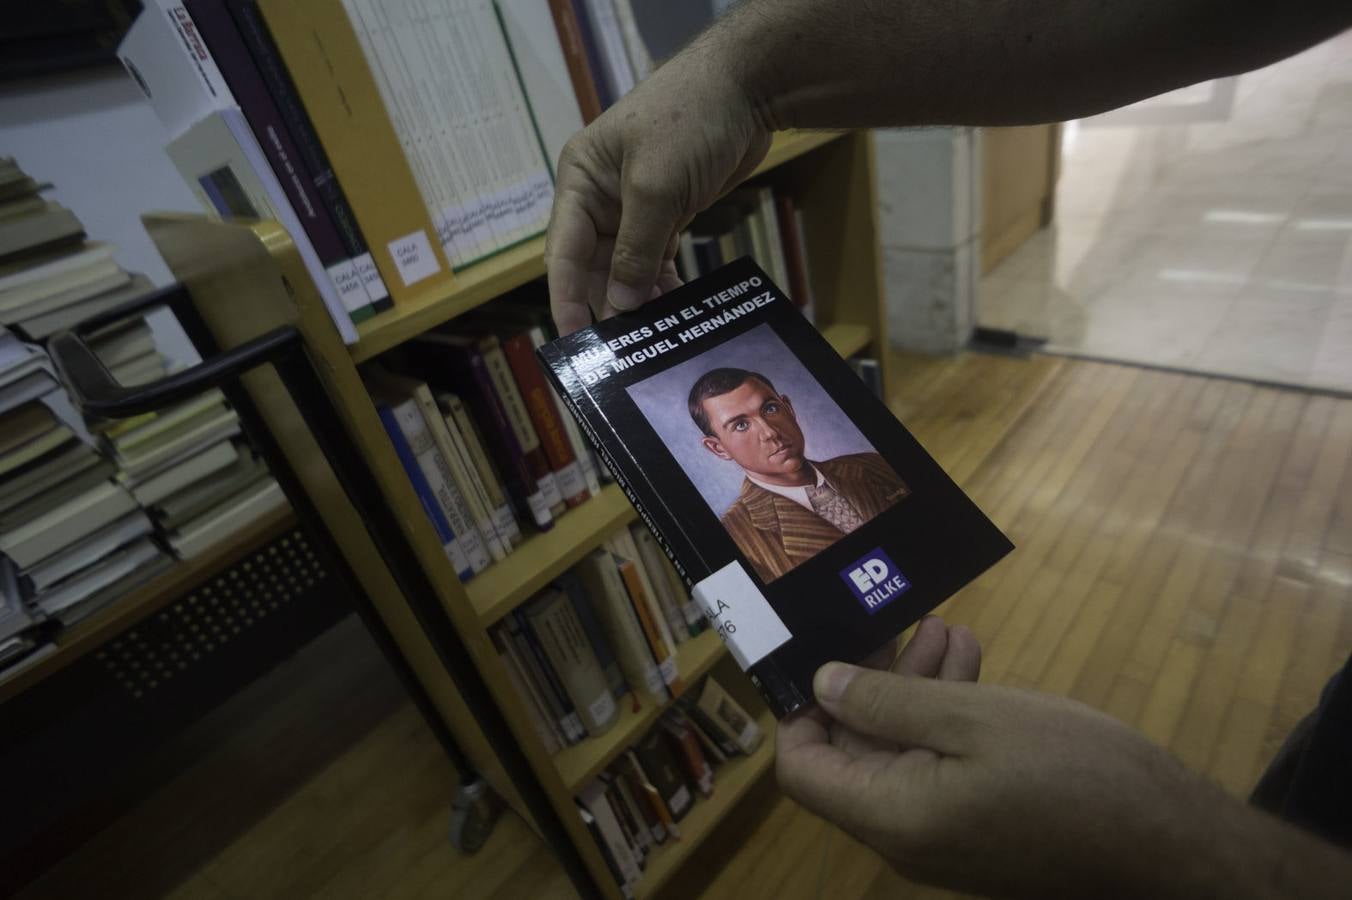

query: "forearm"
xmin=701 ymin=0 xmax=1350 ymax=130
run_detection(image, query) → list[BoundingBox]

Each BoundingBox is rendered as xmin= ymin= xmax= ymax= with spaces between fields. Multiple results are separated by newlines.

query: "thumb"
xmin=606 ymin=170 xmax=677 ymax=312
xmin=815 ymin=663 xmax=984 ymax=756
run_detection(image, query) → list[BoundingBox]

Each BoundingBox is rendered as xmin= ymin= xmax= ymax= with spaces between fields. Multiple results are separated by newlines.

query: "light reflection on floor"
xmin=978 ymin=30 xmax=1352 ymax=392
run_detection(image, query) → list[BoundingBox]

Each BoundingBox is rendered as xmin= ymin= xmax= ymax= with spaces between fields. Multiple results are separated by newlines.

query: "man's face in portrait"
xmin=699 ymin=376 xmax=809 ymax=486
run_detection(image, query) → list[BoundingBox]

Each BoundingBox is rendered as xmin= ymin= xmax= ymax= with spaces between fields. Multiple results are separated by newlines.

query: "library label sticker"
xmin=693 ymin=561 xmax=791 ymax=670
xmin=388 ymin=229 xmax=441 ymax=286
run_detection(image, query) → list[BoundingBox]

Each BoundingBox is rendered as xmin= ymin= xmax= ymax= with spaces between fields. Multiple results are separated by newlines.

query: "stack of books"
xmin=491 ymin=523 xmax=707 ymax=750
xmin=576 ymin=675 xmax=764 ymax=896
xmin=0 ymin=325 xmax=169 ymax=670
xmin=95 ymin=383 xmax=284 ymax=562
xmin=0 ymin=159 xmax=156 ymax=341
xmin=362 ymin=286 xmax=608 ymax=580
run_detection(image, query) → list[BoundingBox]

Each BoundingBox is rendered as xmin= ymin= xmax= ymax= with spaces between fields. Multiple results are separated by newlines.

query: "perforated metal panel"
xmin=96 ymin=529 xmax=326 ymax=699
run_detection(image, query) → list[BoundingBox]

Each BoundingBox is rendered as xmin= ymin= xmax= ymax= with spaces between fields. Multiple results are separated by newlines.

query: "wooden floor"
xmin=18 ymin=350 xmax=1352 ymax=900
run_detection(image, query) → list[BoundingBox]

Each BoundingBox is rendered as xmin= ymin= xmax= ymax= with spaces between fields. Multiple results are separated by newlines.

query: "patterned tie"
xmin=806 ymin=482 xmax=865 ymax=534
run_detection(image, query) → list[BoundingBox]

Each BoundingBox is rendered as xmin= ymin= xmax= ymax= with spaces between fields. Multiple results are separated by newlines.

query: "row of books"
xmin=677 ymin=184 xmax=818 ymax=324
xmin=119 ymin=0 xmax=581 ymax=341
xmin=576 ymin=675 xmax=765 ymax=897
xmin=361 ymin=286 xmax=609 ymax=579
xmin=0 ymin=161 xmax=285 ymax=677
xmin=492 ymin=524 xmax=706 ymax=752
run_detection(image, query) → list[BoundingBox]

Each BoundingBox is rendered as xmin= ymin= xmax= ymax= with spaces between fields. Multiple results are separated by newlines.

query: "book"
xmin=601 ymin=776 xmax=647 ymax=863
xmin=367 ymin=368 xmax=500 ymax=566
xmin=125 ymin=438 xmax=239 ymax=506
xmin=0 ymin=481 xmax=139 ymax=569
xmin=628 ymin=523 xmax=688 ymax=642
xmin=544 ymin=0 xmax=603 ymax=123
xmin=34 ymin=537 xmax=162 ymax=617
xmin=537 ymin=258 xmax=1013 ymax=717
xmin=373 ymin=402 xmax=474 ymax=580
xmin=524 ymin=324 xmax=603 ymax=495
xmin=580 ymin=0 xmax=634 ymax=104
xmin=522 ymin=587 xmax=618 ymax=736
xmin=574 ymin=548 xmax=666 ymax=700
xmin=166 ymin=478 xmax=285 ymax=558
xmin=497 ymin=0 xmax=587 ymax=175
xmin=494 ymin=632 xmax=563 ymax=753
xmin=774 ymin=192 xmax=813 ymax=314
xmin=614 ymin=554 xmax=681 ymax=694
xmin=577 ymin=781 xmax=641 ymax=893
xmin=567 ymin=0 xmax=612 ymax=108
xmin=0 ymin=203 xmax=83 ymax=262
xmin=614 ymin=751 xmax=669 ymax=843
xmin=660 ymin=712 xmax=714 ymax=797
xmin=256 ymin=0 xmax=455 ymax=300
xmin=23 ymin=511 xmax=154 ymax=593
xmin=437 ymin=392 xmax=523 ymax=549
xmin=178 ymin=0 xmax=385 ymax=318
xmin=609 ymin=526 xmax=681 ymax=654
xmin=17 ymin=275 xmax=156 ymax=341
xmin=556 ymin=571 xmax=628 ymax=702
xmin=697 ymin=676 xmax=764 ymax=754
xmin=677 ymin=693 xmax=739 ymax=759
xmin=403 ymin=334 xmax=557 ymax=530
xmin=500 ymin=329 xmax=589 ymax=507
xmin=336 ymin=0 xmax=554 ymax=268
xmin=155 ymin=449 xmax=268 ymax=528
xmin=632 ymin=727 xmax=692 ymax=823
xmin=506 ymin=610 xmax=585 ymax=743
xmin=0 ymin=244 xmax=120 ymax=314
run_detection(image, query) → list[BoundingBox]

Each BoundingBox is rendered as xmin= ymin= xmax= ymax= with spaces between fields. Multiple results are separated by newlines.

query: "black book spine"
xmin=225 ymin=0 xmax=392 ymax=311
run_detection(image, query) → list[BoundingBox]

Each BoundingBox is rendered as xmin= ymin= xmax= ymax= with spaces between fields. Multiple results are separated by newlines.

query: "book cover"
xmin=538 ymin=258 xmax=1012 ymax=717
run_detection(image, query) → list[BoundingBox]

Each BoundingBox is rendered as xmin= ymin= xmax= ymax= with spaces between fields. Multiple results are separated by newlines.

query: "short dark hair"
xmin=688 ymin=368 xmax=779 ymax=436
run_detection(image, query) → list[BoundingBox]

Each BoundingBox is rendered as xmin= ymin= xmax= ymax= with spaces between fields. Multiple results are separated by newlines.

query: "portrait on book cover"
xmin=626 ymin=324 xmax=909 ymax=583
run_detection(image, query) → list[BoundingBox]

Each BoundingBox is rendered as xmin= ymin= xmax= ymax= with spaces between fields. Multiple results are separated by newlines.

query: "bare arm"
xmin=545 ymin=1 xmax=1351 ymax=333
xmin=722 ymin=0 xmax=1351 ymax=130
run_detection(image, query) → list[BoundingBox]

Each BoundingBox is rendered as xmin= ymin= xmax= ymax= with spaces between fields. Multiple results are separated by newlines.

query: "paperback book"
xmin=538 ymin=258 xmax=1012 ymax=717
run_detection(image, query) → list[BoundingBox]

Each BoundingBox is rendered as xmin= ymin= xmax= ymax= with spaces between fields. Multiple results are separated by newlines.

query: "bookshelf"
xmin=149 ymin=126 xmax=888 ymax=900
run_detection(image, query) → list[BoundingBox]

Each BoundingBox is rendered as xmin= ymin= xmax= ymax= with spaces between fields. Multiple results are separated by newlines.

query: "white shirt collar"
xmin=745 ymin=463 xmax=829 ymax=512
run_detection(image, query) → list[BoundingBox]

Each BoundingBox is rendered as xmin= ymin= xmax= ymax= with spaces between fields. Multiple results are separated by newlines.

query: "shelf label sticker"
xmin=388 ymin=229 xmax=441 ymax=286
xmin=693 ymin=561 xmax=791 ymax=670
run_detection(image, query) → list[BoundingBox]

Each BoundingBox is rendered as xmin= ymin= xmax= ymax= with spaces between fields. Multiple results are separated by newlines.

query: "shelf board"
xmin=634 ymin=708 xmax=777 ymax=898
xmin=0 ymin=505 xmax=298 ymax=704
xmin=349 ymin=130 xmax=847 ymax=364
xmin=470 ymin=484 xmax=636 ymax=624
xmin=821 ymin=322 xmax=872 ymax=358
xmin=556 ymin=629 xmax=727 ymax=793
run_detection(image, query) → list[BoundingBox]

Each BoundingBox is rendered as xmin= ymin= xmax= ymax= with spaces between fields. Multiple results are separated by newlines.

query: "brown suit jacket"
xmin=719 ymin=452 xmax=908 ymax=583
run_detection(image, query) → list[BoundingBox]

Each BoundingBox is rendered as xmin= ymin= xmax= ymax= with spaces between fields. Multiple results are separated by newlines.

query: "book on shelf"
xmin=632 ymin=724 xmax=693 ymax=823
xmin=628 ymin=522 xmax=691 ymax=642
xmin=0 ymin=203 xmax=84 ymax=263
xmin=521 ymin=587 xmax=619 ymax=737
xmin=186 ymin=0 xmax=393 ymax=313
xmin=544 ymin=0 xmax=602 ymax=123
xmin=498 ymin=329 xmax=590 ymax=508
xmin=401 ymin=333 xmax=559 ymax=531
xmin=437 ymin=391 xmax=524 ymax=549
xmin=493 ymin=629 xmax=564 ymax=753
xmin=505 ymin=609 xmax=587 ymax=743
xmin=537 ymin=258 xmax=1012 ymax=718
xmin=659 ymin=711 xmax=714 ymax=797
xmin=579 ymin=0 xmax=635 ymax=106
xmin=574 ymin=547 xmax=667 ymax=701
xmin=165 ymin=477 xmax=285 ymax=559
xmin=601 ymin=770 xmax=653 ymax=858
xmin=497 ymin=0 xmax=587 ymax=174
xmin=613 ymin=551 xmax=682 ymax=695
xmin=696 ymin=675 xmax=764 ymax=755
xmin=255 ymin=0 xmax=454 ymax=300
xmin=556 ymin=571 xmax=630 ymax=703
xmin=614 ymin=750 xmax=671 ymax=842
xmin=577 ymin=783 xmax=641 ymax=896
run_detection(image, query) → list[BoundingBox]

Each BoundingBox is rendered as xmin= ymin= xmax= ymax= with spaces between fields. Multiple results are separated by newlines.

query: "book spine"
xmin=256 ymin=0 xmax=452 ymax=300
xmin=225 ymin=0 xmax=391 ymax=310
xmin=566 ymin=0 xmax=613 ymax=109
xmin=186 ymin=0 xmax=375 ymax=322
xmin=579 ymin=783 xmax=642 ymax=892
xmin=526 ymin=325 xmax=602 ymax=495
xmin=755 ymin=187 xmax=791 ymax=292
xmin=609 ymin=0 xmax=652 ymax=80
xmin=545 ymin=0 xmax=603 ymax=123
xmin=661 ymin=715 xmax=714 ymax=797
xmin=630 ymin=524 xmax=689 ymax=644
xmin=615 ymin=753 xmax=667 ymax=843
xmin=526 ymin=593 xmax=618 ymax=736
xmin=656 ymin=549 xmax=703 ymax=637
xmin=501 ymin=332 xmax=588 ymax=507
xmin=600 ymin=777 xmax=647 ymax=864
xmin=506 ymin=612 xmax=585 ymax=743
xmin=413 ymin=384 xmax=508 ymax=562
xmin=633 ymin=732 xmax=693 ymax=823
xmin=441 ymin=394 xmax=523 ymax=547
xmin=375 ymin=405 xmax=473 ymax=580
xmin=389 ymin=397 xmax=491 ymax=575
xmin=577 ymin=806 xmax=633 ymax=898
xmin=581 ymin=0 xmax=635 ymax=101
xmin=577 ymin=552 xmax=666 ymax=700
xmin=479 ymin=337 xmax=566 ymax=515
xmin=607 ymin=768 xmax=659 ymax=848
xmin=611 ymin=529 xmax=681 ymax=656
xmin=680 ymin=697 xmax=740 ymax=758
xmin=560 ymin=574 xmax=628 ymax=701
xmin=152 ymin=0 xmax=236 ymax=103
xmin=616 ymin=559 xmax=682 ymax=695
xmin=495 ymin=638 xmax=562 ymax=753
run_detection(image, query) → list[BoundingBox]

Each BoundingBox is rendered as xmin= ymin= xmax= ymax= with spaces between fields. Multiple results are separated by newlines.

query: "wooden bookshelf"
xmin=155 ymin=124 xmax=887 ymax=900
xmin=349 ymin=130 xmax=847 ymax=365
xmin=554 ymin=629 xmax=727 ymax=792
xmin=634 ymin=708 xmax=778 ymax=898
xmin=0 ymin=505 xmax=297 ymax=704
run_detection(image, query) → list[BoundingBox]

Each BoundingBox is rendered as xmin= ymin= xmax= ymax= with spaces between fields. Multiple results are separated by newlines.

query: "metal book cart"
xmin=12 ymin=258 xmax=599 ymax=895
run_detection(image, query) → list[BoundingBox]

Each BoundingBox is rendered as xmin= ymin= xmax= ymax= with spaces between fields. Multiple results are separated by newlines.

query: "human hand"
xmin=544 ymin=40 xmax=772 ymax=334
xmin=777 ymin=619 xmax=1254 ymax=899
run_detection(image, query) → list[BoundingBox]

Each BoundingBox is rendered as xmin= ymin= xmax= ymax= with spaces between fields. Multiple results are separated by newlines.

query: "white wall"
xmin=0 ymin=65 xmax=202 ymax=364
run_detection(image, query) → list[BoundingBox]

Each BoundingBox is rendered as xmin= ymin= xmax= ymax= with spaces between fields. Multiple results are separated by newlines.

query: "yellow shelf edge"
xmin=349 ymin=130 xmax=849 ymax=363
xmin=471 ymin=484 xmax=636 ymax=624
xmin=634 ymin=708 xmax=778 ymax=898
xmin=557 ymin=629 xmax=727 ymax=793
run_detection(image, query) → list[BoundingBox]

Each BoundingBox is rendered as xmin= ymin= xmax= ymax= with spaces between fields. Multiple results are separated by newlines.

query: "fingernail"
xmin=608 ymin=281 xmax=645 ymax=311
xmin=814 ymin=662 xmax=857 ymax=703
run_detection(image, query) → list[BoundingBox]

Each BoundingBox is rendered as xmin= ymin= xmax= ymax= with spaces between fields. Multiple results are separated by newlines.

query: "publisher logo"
xmin=841 ymin=549 xmax=910 ymax=614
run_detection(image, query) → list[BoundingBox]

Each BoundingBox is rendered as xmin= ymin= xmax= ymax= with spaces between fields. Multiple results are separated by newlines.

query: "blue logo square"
xmin=840 ymin=548 xmax=910 ymax=614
